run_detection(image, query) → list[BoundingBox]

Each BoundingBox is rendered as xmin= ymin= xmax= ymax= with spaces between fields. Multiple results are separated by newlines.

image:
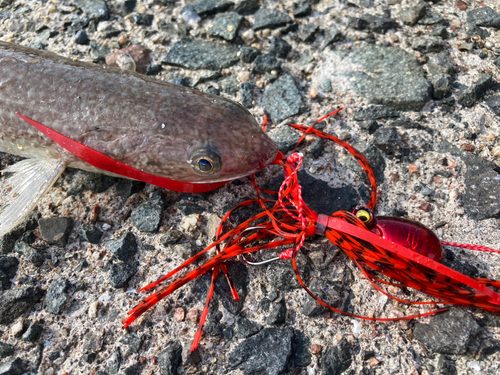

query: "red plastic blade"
xmin=16 ymin=113 xmax=228 ymax=193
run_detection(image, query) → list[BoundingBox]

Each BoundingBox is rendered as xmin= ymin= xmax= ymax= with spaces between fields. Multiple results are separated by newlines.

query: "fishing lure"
xmin=0 ymin=41 xmax=278 ymax=236
xmin=123 ymin=109 xmax=500 ymax=353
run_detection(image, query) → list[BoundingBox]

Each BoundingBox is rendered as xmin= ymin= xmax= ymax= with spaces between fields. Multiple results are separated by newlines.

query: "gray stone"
xmin=345 ymin=46 xmax=431 ymax=111
xmin=353 ymin=105 xmax=399 ymax=121
xmin=485 ymin=95 xmax=500 ymax=115
xmin=90 ymin=41 xmax=110 ymax=63
xmin=44 ymin=278 xmax=70 ymax=315
xmin=266 ymin=296 xmax=286 ymax=325
xmin=0 ymin=358 xmax=24 ymax=375
xmin=0 ymin=287 xmax=43 ymax=324
xmin=131 ymin=192 xmax=163 ymax=232
xmin=321 ymin=339 xmax=352 ymax=375
xmin=120 ymin=333 xmax=142 ymax=354
xmin=430 ymin=73 xmax=451 ymax=100
xmin=209 ymin=12 xmax=243 ymax=41
xmin=400 ymin=1 xmax=427 ymax=25
xmin=467 ymin=6 xmax=500 ymax=29
xmin=226 ymin=328 xmax=294 ymax=375
xmin=39 ymin=217 xmax=73 ymax=247
xmin=0 ymin=256 xmax=18 ymax=290
xmin=290 ymin=330 xmax=311 ymax=367
xmin=268 ymin=37 xmax=291 ymax=59
xmin=219 ymin=76 xmax=239 ymax=95
xmin=0 ymin=342 xmax=14 ymax=359
xmin=160 ymin=228 xmax=183 ymax=246
xmin=189 ymin=0 xmax=232 ymax=17
xmin=69 ymin=0 xmax=109 ymax=21
xmin=106 ymin=348 xmax=121 ymax=375
xmin=21 ymin=321 xmax=42 ymax=342
xmin=266 ymin=253 xmax=308 ymax=291
xmin=158 ymin=341 xmax=182 ymax=375
xmin=80 ymin=226 xmax=103 ymax=244
xmin=235 ymin=0 xmax=259 ymax=15
xmin=106 ymin=232 xmax=138 ymax=261
xmin=239 ymin=46 xmax=260 ymax=63
xmin=427 ymin=53 xmax=456 ymax=76
xmin=109 ymin=261 xmax=139 ymax=288
xmin=262 ymin=74 xmax=306 ymax=123
xmin=163 ymin=39 xmax=239 ymax=70
xmin=372 ymin=127 xmax=402 ymax=156
xmin=298 ymin=23 xmax=319 ymax=42
xmin=269 ymin=126 xmax=301 ymax=154
xmin=457 ymin=73 xmax=493 ymax=107
xmin=411 ymin=37 xmax=446 ymax=53
xmin=115 ymin=0 xmax=136 ymax=16
xmin=204 ymin=309 xmax=223 ymax=336
xmin=234 ymin=316 xmax=263 ymax=338
xmin=0 ymin=212 xmax=39 ymax=255
xmin=215 ymin=262 xmax=248 ymax=315
xmin=479 ymin=339 xmax=500 ymax=356
xmin=294 ymin=4 xmax=311 ymax=17
xmin=418 ymin=13 xmax=444 ymax=25
xmin=253 ymin=8 xmax=292 ymax=30
xmin=429 ymin=25 xmax=448 ymax=38
xmin=321 ymin=27 xmax=342 ymax=50
xmin=240 ymin=82 xmax=253 ymax=108
xmin=131 ymin=12 xmax=153 ymax=26
xmin=436 ymin=355 xmax=457 ymax=375
xmin=253 ymin=54 xmax=281 ymax=74
xmin=354 ymin=14 xmax=399 ymax=34
xmin=413 ymin=309 xmax=480 ymax=354
xmin=461 ymin=152 xmax=500 ymax=220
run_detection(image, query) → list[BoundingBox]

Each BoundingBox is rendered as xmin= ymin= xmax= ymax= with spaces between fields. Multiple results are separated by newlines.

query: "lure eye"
xmin=355 ymin=209 xmax=372 ymax=223
xmin=190 ymin=148 xmax=221 ymax=175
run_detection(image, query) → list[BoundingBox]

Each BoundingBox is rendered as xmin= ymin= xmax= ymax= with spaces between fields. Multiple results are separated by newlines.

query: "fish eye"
xmin=190 ymin=148 xmax=221 ymax=175
xmin=355 ymin=209 xmax=372 ymax=223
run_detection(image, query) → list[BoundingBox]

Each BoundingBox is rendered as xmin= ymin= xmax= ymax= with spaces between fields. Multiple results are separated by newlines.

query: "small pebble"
xmin=408 ymin=164 xmax=419 ymax=173
xmin=461 ymin=143 xmax=475 ymax=152
xmin=492 ymin=145 xmax=500 ymax=157
xmin=186 ymin=309 xmax=199 ymax=324
xmin=74 ymin=30 xmax=89 ymax=45
xmin=310 ymin=344 xmax=322 ymax=356
xmin=237 ymin=70 xmax=252 ymax=83
xmin=173 ymin=307 xmax=185 ymax=322
xmin=88 ymin=301 xmax=99 ymax=319
xmin=309 ymin=88 xmax=318 ymax=99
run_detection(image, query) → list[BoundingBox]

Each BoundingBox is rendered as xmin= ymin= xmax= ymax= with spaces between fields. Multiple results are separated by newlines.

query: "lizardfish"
xmin=0 ymin=41 xmax=279 ymax=236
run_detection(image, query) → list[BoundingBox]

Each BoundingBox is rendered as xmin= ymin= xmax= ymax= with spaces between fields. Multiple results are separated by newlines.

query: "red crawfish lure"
xmin=123 ymin=109 xmax=500 ymax=353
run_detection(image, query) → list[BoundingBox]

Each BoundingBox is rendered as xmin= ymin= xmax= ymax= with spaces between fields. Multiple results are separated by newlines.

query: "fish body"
xmin=0 ymin=41 xmax=279 ymax=235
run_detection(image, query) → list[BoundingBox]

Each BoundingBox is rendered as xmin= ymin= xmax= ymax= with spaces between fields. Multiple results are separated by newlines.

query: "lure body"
xmin=0 ymin=41 xmax=278 ymax=236
xmin=371 ymin=217 xmax=443 ymax=262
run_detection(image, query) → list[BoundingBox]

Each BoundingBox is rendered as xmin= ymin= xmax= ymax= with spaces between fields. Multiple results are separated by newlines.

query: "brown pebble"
xmin=461 ymin=143 xmax=475 ymax=152
xmin=117 ymin=34 xmax=128 ymax=46
xmin=408 ymin=164 xmax=418 ymax=174
xmin=187 ymin=309 xmax=199 ymax=324
xmin=106 ymin=45 xmax=151 ymax=74
xmin=370 ymin=357 xmax=380 ymax=366
xmin=309 ymin=88 xmax=318 ymax=99
xmin=455 ymin=0 xmax=467 ymax=10
xmin=432 ymin=176 xmax=443 ymax=184
xmin=419 ymin=202 xmax=432 ymax=212
xmin=390 ymin=173 xmax=400 ymax=182
xmin=90 ymin=204 xmax=100 ymax=224
xmin=310 ymin=344 xmax=322 ymax=356
xmin=173 ymin=307 xmax=185 ymax=322
xmin=450 ymin=25 xmax=459 ymax=31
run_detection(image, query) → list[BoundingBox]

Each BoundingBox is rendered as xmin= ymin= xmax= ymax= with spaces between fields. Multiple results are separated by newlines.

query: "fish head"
xmin=117 ymin=91 xmax=280 ymax=185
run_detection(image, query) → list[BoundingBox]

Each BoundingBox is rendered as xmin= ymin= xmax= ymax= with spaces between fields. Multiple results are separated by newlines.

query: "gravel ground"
xmin=1 ymin=0 xmax=500 ymax=374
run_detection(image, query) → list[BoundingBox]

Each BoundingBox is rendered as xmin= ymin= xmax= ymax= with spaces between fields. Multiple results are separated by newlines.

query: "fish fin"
xmin=0 ymin=158 xmax=65 ymax=237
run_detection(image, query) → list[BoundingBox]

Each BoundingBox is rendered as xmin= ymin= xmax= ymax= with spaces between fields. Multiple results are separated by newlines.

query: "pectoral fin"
xmin=0 ymin=158 xmax=65 ymax=237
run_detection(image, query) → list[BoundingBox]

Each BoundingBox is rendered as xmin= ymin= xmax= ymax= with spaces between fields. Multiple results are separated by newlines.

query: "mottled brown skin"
xmin=0 ymin=41 xmax=278 ymax=183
